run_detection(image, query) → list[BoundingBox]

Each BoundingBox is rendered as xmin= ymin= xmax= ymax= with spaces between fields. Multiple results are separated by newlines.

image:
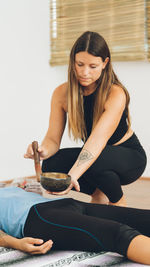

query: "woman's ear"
xmin=102 ymin=57 xmax=109 ymax=69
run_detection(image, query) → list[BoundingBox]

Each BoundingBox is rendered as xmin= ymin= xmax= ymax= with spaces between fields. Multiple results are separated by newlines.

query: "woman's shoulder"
xmin=108 ymin=84 xmax=126 ymax=102
xmin=53 ymin=82 xmax=68 ymax=97
xmin=52 ymin=82 xmax=68 ymax=110
xmin=105 ymin=84 xmax=126 ymax=109
xmin=110 ymin=84 xmax=126 ymax=96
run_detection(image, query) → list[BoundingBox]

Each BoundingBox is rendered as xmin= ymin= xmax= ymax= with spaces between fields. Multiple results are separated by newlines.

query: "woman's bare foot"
xmin=91 ymin=188 xmax=109 ymax=204
xmin=109 ymin=195 xmax=127 ymax=207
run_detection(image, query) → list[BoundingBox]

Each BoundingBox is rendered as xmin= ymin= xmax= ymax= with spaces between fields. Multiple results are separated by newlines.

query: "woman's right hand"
xmin=24 ymin=144 xmax=49 ymax=161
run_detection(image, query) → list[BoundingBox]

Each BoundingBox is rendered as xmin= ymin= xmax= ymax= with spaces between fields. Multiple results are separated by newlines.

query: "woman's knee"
xmin=91 ymin=170 xmax=123 ymax=202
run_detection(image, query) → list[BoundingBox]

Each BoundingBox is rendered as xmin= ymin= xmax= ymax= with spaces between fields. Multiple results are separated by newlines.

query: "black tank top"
xmin=83 ymin=92 xmax=128 ymax=145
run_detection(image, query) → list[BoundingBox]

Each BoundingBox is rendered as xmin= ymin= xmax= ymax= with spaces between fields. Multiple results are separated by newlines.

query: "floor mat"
xmin=0 ymin=247 xmax=148 ymax=266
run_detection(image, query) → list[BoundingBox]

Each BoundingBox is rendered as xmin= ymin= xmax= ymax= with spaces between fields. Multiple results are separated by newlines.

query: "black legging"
xmin=42 ymin=133 xmax=147 ymax=202
xmin=24 ymin=198 xmax=150 ymax=257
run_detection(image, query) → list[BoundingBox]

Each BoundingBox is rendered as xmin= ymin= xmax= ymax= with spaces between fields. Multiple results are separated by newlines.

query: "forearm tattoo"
xmin=77 ymin=149 xmax=94 ymax=166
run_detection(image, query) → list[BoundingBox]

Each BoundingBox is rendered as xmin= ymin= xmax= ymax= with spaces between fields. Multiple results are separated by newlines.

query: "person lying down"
xmin=0 ymin=187 xmax=150 ymax=265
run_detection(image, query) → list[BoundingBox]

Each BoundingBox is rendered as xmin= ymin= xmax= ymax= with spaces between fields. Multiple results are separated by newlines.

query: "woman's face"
xmin=75 ymin=51 xmax=109 ymax=88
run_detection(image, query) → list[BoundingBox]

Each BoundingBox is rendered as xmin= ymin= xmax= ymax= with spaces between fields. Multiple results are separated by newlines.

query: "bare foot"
xmin=91 ymin=188 xmax=109 ymax=204
xmin=109 ymin=195 xmax=127 ymax=207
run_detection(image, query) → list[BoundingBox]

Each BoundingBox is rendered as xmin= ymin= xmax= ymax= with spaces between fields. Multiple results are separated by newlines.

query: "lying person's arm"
xmin=0 ymin=230 xmax=53 ymax=254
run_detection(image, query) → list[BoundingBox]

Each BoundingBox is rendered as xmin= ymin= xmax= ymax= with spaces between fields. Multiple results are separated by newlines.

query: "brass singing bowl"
xmin=40 ymin=172 xmax=71 ymax=192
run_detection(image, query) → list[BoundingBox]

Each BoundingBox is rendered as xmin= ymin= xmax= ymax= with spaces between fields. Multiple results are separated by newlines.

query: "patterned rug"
xmin=0 ymin=247 xmax=148 ymax=267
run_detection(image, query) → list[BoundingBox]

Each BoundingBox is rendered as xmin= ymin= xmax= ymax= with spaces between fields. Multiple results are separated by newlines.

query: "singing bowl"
xmin=40 ymin=172 xmax=71 ymax=192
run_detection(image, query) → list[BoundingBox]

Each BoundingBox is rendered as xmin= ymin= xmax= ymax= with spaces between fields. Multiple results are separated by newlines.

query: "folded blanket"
xmin=0 ymin=176 xmax=43 ymax=195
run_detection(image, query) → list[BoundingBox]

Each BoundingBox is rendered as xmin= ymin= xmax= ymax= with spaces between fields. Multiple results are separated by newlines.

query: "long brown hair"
xmin=68 ymin=31 xmax=131 ymax=142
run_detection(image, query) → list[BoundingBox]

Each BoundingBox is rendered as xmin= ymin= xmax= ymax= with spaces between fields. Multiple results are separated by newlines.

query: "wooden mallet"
xmin=32 ymin=141 xmax=41 ymax=182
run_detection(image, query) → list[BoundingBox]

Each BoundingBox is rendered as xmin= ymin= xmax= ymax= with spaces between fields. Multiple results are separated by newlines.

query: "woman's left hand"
xmin=46 ymin=179 xmax=80 ymax=195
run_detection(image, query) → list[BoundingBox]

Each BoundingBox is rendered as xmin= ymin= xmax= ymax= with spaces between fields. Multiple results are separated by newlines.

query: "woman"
xmin=24 ymin=31 xmax=147 ymax=206
xmin=1 ymin=186 xmax=150 ymax=265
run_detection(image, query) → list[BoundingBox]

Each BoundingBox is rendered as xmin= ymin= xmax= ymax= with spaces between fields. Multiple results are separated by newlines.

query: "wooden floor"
xmin=44 ymin=178 xmax=150 ymax=209
xmin=122 ymin=178 xmax=150 ymax=209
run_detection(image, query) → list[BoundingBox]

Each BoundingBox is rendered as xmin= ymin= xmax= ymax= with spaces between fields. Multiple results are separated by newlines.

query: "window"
xmin=50 ymin=0 xmax=150 ymax=66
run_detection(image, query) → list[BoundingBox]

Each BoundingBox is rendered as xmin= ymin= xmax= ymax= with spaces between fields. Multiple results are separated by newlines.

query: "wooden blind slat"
xmin=147 ymin=0 xmax=150 ymax=60
xmin=50 ymin=0 xmax=149 ymax=66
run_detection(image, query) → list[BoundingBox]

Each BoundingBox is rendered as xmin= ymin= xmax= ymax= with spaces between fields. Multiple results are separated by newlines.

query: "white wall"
xmin=0 ymin=0 xmax=150 ymax=181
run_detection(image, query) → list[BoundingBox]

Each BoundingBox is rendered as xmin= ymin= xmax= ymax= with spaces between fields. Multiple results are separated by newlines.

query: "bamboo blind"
xmin=147 ymin=0 xmax=150 ymax=60
xmin=50 ymin=0 xmax=149 ymax=66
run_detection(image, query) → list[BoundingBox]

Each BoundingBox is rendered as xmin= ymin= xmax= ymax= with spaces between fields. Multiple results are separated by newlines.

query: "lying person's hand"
xmin=18 ymin=237 xmax=53 ymax=254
